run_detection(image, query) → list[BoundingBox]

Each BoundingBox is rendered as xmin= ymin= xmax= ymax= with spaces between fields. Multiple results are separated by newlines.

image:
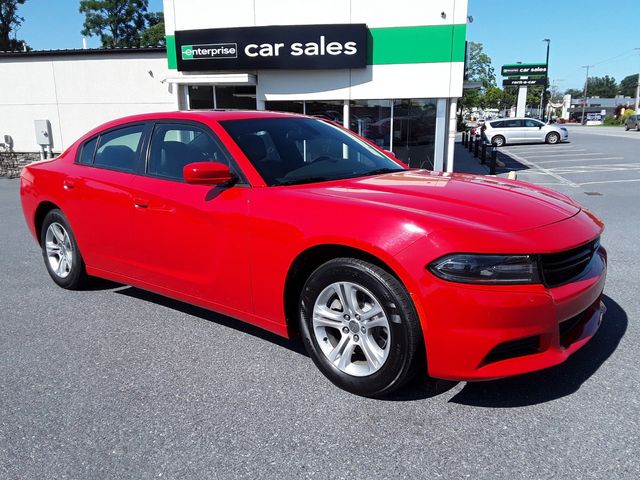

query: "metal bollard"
xmin=462 ymin=131 xmax=466 ymax=146
xmin=490 ymin=146 xmax=497 ymax=175
xmin=481 ymin=142 xmax=487 ymax=164
xmin=468 ymin=133 xmax=474 ymax=152
xmin=474 ymin=135 xmax=479 ymax=158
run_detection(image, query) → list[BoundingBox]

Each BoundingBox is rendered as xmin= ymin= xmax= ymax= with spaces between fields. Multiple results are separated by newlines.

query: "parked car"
xmin=20 ymin=111 xmax=606 ymax=398
xmin=624 ymin=114 xmax=640 ymax=131
xmin=483 ymin=118 xmax=569 ymax=146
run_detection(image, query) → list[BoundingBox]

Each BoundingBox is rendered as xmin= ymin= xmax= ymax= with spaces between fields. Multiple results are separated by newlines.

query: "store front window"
xmin=187 ymin=85 xmax=256 ymax=110
xmin=391 ymin=99 xmax=437 ymax=170
xmin=252 ymin=97 xmax=437 ymax=170
xmin=265 ymin=100 xmax=304 ymax=114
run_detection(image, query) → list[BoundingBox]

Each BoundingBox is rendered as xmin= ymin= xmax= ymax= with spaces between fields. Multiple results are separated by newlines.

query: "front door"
xmin=128 ymin=121 xmax=253 ymax=313
xmin=524 ymin=119 xmax=546 ymax=141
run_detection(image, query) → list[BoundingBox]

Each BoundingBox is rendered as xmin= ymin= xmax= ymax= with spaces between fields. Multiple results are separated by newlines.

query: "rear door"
xmin=128 ymin=121 xmax=253 ymax=312
xmin=64 ymin=123 xmax=148 ymax=276
xmin=501 ymin=119 xmax=527 ymax=143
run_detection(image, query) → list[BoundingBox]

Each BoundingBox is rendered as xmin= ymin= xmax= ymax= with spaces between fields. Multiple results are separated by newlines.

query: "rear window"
xmin=77 ymin=137 xmax=98 ymax=164
xmin=94 ymin=125 xmax=144 ymax=172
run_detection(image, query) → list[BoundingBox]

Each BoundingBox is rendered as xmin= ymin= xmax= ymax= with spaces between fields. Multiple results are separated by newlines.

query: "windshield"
xmin=219 ymin=117 xmax=405 ymax=185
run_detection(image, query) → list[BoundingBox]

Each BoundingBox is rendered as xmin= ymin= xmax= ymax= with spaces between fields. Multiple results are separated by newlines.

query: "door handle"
xmin=63 ymin=179 xmax=75 ymax=190
xmin=134 ymin=198 xmax=149 ymax=209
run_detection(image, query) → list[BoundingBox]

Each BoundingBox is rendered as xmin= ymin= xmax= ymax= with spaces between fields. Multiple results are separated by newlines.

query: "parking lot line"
xmin=548 ymin=163 xmax=640 ymax=174
xmin=578 ymin=178 xmax=640 ymax=186
xmin=500 ymin=149 xmax=580 ymax=187
xmin=535 ymin=157 xmax=624 ymax=164
xmin=521 ymin=152 xmax=604 ymax=158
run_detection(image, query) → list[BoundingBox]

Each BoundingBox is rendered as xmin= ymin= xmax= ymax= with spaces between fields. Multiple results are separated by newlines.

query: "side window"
xmin=147 ymin=123 xmax=231 ymax=181
xmin=504 ymin=120 xmax=523 ymax=128
xmin=77 ymin=137 xmax=98 ymax=164
xmin=491 ymin=121 xmax=504 ymax=128
xmin=525 ymin=119 xmax=541 ymax=128
xmin=94 ymin=125 xmax=144 ymax=172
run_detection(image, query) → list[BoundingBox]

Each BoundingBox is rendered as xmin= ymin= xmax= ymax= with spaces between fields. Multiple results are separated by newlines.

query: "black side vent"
xmin=482 ymin=336 xmax=540 ymax=365
xmin=540 ymin=238 xmax=599 ymax=288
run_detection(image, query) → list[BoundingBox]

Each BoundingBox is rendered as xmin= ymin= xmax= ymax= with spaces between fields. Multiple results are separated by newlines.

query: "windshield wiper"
xmin=276 ymin=177 xmax=329 ymax=186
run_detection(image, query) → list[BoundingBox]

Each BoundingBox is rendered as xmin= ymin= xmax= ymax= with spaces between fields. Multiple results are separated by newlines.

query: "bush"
xmin=603 ymin=115 xmax=623 ymax=125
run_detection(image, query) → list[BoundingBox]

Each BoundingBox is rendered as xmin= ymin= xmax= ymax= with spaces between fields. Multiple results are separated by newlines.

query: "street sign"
xmin=501 ymin=64 xmax=548 ymax=76
xmin=503 ymin=78 xmax=546 ymax=87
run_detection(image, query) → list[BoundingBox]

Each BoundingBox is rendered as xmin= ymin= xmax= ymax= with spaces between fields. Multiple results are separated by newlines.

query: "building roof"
xmin=0 ymin=46 xmax=166 ymax=58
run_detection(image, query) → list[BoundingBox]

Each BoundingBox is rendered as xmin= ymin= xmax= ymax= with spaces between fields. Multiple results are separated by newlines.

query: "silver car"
xmin=483 ymin=118 xmax=569 ymax=146
xmin=624 ymin=114 xmax=639 ymax=131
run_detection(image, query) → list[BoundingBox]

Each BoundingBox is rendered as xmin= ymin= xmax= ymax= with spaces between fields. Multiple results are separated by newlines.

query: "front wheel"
xmin=546 ymin=132 xmax=560 ymax=144
xmin=299 ymin=258 xmax=423 ymax=398
xmin=624 ymin=124 xmax=630 ymax=131
xmin=40 ymin=209 xmax=89 ymax=289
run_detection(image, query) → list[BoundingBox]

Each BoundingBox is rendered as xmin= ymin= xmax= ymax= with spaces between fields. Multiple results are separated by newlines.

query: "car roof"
xmin=77 ymin=109 xmax=309 ymax=145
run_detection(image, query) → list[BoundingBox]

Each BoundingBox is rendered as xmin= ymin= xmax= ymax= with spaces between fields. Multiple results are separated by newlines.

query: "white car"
xmin=482 ymin=118 xmax=569 ymax=146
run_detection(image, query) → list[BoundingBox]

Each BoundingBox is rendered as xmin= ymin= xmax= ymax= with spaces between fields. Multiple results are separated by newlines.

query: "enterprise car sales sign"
xmin=175 ymin=24 xmax=368 ymax=71
xmin=501 ymin=64 xmax=548 ymax=77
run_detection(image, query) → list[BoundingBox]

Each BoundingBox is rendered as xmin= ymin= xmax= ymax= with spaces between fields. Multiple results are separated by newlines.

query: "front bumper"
xmin=403 ymin=244 xmax=607 ymax=381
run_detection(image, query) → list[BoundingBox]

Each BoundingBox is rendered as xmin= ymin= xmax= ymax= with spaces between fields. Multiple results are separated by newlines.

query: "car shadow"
xmin=114 ymin=286 xmax=309 ymax=357
xmin=446 ymin=294 xmax=626 ymax=408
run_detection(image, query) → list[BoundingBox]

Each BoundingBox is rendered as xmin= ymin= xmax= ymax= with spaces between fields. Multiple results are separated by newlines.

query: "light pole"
xmin=581 ymin=65 xmax=593 ymax=124
xmin=634 ymin=48 xmax=640 ymax=112
xmin=540 ymin=39 xmax=551 ymax=121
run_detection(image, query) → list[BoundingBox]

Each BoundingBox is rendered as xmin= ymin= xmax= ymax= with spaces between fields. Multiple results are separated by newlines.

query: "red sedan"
xmin=20 ymin=111 xmax=607 ymax=397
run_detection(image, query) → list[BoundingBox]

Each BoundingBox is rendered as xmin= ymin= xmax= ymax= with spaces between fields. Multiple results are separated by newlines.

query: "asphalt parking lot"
xmin=1 ymin=128 xmax=639 ymax=478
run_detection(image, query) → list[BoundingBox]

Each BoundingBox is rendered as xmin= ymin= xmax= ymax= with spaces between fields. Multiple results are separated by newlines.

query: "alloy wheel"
xmin=45 ymin=222 xmax=73 ymax=278
xmin=312 ymin=281 xmax=391 ymax=376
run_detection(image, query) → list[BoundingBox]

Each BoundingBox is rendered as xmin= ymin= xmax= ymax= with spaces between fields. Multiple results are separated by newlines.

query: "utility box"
xmin=34 ymin=119 xmax=53 ymax=147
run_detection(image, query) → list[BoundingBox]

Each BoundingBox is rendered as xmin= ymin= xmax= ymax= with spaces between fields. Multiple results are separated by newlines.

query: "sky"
xmin=467 ymin=0 xmax=640 ymax=92
xmin=14 ymin=0 xmax=163 ymax=50
xmin=11 ymin=0 xmax=640 ymax=93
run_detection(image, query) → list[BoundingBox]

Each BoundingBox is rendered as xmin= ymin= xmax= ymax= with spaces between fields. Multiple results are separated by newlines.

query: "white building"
xmin=0 ymin=0 xmax=467 ymax=171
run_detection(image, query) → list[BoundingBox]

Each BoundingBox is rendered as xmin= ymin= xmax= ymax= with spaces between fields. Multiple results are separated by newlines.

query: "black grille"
xmin=482 ymin=336 xmax=540 ymax=365
xmin=540 ymin=238 xmax=600 ymax=288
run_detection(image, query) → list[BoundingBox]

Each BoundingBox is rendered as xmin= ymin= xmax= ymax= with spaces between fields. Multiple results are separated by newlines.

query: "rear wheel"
xmin=40 ymin=209 xmax=89 ymax=289
xmin=546 ymin=132 xmax=560 ymax=144
xmin=299 ymin=258 xmax=423 ymax=398
xmin=624 ymin=123 xmax=630 ymax=131
xmin=491 ymin=135 xmax=505 ymax=147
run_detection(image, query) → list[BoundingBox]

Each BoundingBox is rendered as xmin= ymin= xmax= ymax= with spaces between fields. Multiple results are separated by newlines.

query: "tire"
xmin=299 ymin=257 xmax=423 ymax=398
xmin=491 ymin=135 xmax=505 ymax=147
xmin=624 ymin=124 xmax=630 ymax=131
xmin=40 ymin=209 xmax=89 ymax=289
xmin=546 ymin=132 xmax=560 ymax=144
xmin=636 ymin=123 xmax=640 ymax=132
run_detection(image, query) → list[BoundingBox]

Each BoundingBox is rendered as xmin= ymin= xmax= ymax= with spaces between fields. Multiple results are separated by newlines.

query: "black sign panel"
xmin=503 ymin=78 xmax=547 ymax=87
xmin=501 ymin=64 xmax=548 ymax=76
xmin=175 ymin=24 xmax=368 ymax=71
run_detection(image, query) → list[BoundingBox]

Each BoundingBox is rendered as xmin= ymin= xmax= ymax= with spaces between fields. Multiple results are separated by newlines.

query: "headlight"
xmin=428 ymin=254 xmax=540 ymax=284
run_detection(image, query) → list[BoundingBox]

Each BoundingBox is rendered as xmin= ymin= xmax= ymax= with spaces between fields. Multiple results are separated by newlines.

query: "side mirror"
xmin=183 ymin=162 xmax=236 ymax=185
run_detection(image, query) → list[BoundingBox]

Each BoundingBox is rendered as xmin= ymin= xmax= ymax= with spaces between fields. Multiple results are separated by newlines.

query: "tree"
xmin=140 ymin=11 xmax=164 ymax=46
xmin=0 ymin=0 xmax=29 ymax=51
xmin=80 ymin=0 xmax=150 ymax=48
xmin=564 ymin=88 xmax=583 ymax=99
xmin=460 ymin=42 xmax=496 ymax=113
xmin=466 ymin=42 xmax=496 ymax=90
xmin=585 ymin=75 xmax=618 ymax=98
xmin=620 ymin=74 xmax=639 ymax=98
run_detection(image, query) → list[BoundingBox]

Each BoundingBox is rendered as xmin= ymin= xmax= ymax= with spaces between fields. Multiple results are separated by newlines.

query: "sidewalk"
xmin=452 ymin=137 xmax=491 ymax=175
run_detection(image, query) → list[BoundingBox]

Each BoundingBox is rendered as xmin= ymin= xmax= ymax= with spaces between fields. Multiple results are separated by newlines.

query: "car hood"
xmin=302 ymin=170 xmax=580 ymax=233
